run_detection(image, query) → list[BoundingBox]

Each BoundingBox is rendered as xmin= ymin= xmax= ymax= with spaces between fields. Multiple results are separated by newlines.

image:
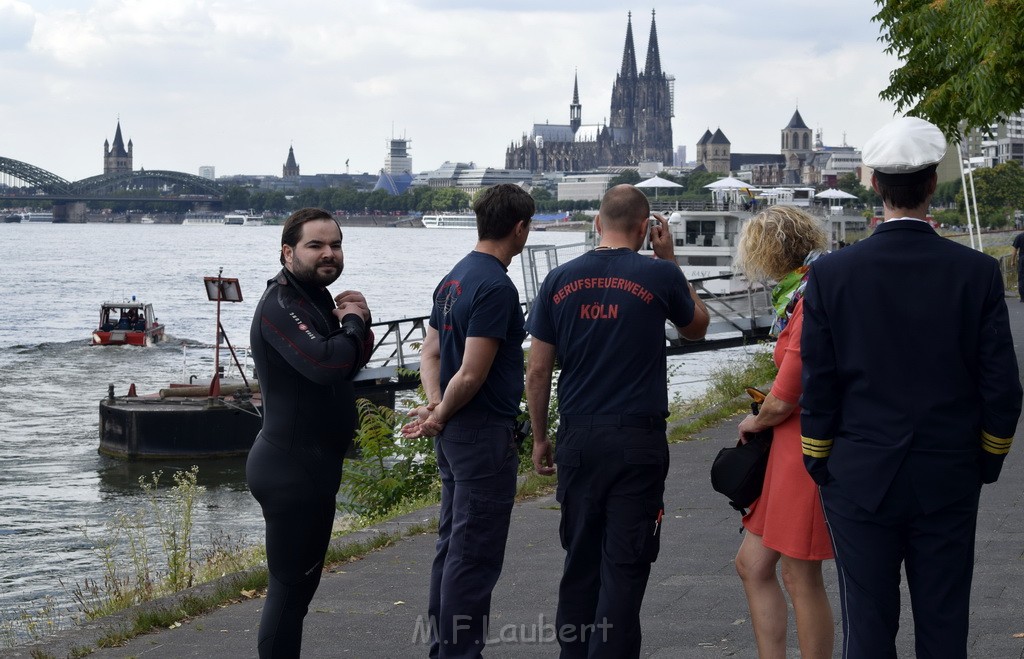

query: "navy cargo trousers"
xmin=428 ymin=412 xmax=519 ymax=659
xmin=554 ymin=415 xmax=668 ymax=659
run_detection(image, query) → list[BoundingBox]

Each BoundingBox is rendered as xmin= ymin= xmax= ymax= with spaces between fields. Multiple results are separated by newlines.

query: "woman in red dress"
xmin=734 ymin=206 xmax=834 ymax=658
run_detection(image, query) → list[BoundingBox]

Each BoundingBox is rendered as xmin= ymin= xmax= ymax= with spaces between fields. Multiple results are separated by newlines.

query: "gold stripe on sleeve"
xmin=802 ymin=436 xmax=833 ymax=458
xmin=981 ymin=431 xmax=1013 ymax=455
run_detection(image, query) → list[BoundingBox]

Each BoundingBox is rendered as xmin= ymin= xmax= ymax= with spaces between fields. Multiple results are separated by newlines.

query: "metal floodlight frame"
xmin=204 ymin=276 xmax=243 ymax=303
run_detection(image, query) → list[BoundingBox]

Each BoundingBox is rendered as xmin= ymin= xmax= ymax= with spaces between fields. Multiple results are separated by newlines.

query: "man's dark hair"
xmin=280 ymin=207 xmax=338 ymax=265
xmin=473 ymin=184 xmax=534 ymax=241
xmin=874 ymin=165 xmax=937 ymax=211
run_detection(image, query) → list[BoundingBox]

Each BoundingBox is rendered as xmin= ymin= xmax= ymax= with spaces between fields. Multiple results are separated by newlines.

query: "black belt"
xmin=560 ymin=414 xmax=666 ymax=431
xmin=448 ymin=410 xmax=516 ymax=426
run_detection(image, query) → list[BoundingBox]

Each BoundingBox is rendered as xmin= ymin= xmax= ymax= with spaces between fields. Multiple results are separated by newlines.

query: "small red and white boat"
xmin=92 ymin=298 xmax=166 ymax=346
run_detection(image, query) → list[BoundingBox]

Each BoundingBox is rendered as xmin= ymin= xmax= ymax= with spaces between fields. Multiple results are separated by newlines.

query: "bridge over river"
xmin=0 ymin=155 xmax=223 ymax=220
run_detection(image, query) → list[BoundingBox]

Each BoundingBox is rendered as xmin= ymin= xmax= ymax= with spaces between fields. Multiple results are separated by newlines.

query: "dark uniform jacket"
xmin=800 ymin=220 xmax=1022 ymax=513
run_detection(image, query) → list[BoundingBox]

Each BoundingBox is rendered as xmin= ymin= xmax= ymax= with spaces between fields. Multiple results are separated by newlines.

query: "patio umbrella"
xmin=816 ymin=188 xmax=859 ymax=200
xmin=703 ymin=176 xmax=753 ymax=190
xmin=703 ymin=176 xmax=756 ymax=209
xmin=635 ymin=175 xmax=683 ymax=198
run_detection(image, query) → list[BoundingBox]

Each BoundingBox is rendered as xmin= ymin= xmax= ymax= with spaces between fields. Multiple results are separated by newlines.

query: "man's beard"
xmin=291 ymin=257 xmax=343 ymax=287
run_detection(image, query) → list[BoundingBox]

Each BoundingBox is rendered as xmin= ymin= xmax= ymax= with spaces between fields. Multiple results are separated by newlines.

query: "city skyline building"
xmin=385 ymin=137 xmax=412 ymax=174
xmin=961 ymin=110 xmax=1024 ymax=168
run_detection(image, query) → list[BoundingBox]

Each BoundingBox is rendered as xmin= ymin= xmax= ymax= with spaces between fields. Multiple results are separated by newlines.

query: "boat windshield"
xmin=100 ymin=305 xmax=147 ymax=331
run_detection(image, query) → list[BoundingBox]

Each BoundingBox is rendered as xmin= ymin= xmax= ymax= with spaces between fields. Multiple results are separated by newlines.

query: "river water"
xmin=0 ymin=221 xmax=761 ymax=634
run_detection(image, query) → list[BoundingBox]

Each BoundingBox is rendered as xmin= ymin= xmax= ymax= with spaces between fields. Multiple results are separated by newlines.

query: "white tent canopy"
xmin=636 ymin=175 xmax=683 ymax=189
xmin=635 ymin=175 xmax=683 ymax=198
xmin=703 ymin=176 xmax=753 ymax=190
xmin=816 ymin=188 xmax=859 ymax=200
xmin=703 ymin=176 xmax=756 ymax=209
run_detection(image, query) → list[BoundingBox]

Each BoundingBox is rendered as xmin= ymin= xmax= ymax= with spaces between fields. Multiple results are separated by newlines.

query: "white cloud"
xmin=0 ymin=1 xmax=902 ymax=182
xmin=0 ymin=0 xmax=35 ymax=50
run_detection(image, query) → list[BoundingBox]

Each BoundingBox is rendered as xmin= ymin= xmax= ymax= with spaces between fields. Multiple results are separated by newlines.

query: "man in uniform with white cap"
xmin=799 ymin=116 xmax=1022 ymax=658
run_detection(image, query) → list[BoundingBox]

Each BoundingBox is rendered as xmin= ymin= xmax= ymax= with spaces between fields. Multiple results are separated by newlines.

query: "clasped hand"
xmin=401 ymin=405 xmax=445 ymax=439
xmin=333 ymin=290 xmax=371 ymax=323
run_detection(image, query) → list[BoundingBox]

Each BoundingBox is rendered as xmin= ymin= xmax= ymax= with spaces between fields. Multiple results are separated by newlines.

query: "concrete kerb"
xmin=1 ymin=566 xmax=265 ymax=659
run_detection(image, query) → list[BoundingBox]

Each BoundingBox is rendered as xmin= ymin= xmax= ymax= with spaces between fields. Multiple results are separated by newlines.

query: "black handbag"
xmin=710 ymin=388 xmax=773 ymax=514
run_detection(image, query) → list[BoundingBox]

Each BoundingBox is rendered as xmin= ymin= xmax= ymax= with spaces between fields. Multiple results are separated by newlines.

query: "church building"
xmin=283 ymin=146 xmax=300 ymax=178
xmin=505 ymin=11 xmax=674 ymax=173
xmin=103 ymin=120 xmax=133 ymax=175
xmin=694 ymin=109 xmax=821 ymax=186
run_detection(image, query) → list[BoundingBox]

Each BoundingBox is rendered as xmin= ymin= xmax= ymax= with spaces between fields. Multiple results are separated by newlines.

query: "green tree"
xmin=609 ymin=170 xmax=641 ymax=186
xmin=686 ymin=170 xmax=719 ymax=194
xmin=331 ymin=187 xmax=366 ymax=213
xmin=293 ymin=188 xmax=322 ymax=209
xmin=875 ymin=0 xmax=1024 ymax=137
xmin=428 ymin=187 xmax=470 ymax=212
xmin=221 ymin=186 xmax=251 ymax=211
xmin=249 ymin=190 xmax=289 ymax=213
xmin=960 ymin=161 xmax=1024 ymax=227
xmin=531 ymin=187 xmax=553 ymax=203
xmin=836 ymin=172 xmax=877 ymax=206
xmin=933 ymin=180 xmax=962 ymax=209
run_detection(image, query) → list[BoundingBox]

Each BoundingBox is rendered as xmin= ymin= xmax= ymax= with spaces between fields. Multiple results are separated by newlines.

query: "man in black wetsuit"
xmin=402 ymin=183 xmax=534 ymax=658
xmin=246 ymin=207 xmax=374 ymax=657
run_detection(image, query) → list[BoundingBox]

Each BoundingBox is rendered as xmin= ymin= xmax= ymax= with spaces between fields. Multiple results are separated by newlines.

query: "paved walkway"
xmin=10 ymin=305 xmax=1024 ymax=658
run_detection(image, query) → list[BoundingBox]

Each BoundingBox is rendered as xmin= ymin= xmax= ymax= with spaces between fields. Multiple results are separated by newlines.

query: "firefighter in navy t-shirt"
xmin=526 ymin=184 xmax=710 ymax=657
xmin=401 ymin=183 xmax=533 ymax=659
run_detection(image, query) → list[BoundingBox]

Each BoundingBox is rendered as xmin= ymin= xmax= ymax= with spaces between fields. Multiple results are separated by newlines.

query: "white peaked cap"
xmin=862 ymin=116 xmax=947 ymax=175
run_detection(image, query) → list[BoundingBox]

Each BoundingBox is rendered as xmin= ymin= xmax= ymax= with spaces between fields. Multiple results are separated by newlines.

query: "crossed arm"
xmin=400 ymin=326 xmax=500 ymax=439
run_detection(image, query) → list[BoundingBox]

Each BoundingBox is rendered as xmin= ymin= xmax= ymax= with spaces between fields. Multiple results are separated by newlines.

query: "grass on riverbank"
xmin=668 ymin=343 xmax=778 ymax=442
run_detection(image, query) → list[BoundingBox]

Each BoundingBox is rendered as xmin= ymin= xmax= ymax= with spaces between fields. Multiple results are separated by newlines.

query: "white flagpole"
xmin=958 ymin=143 xmax=977 ymax=250
xmin=967 ymin=162 xmax=984 ymax=251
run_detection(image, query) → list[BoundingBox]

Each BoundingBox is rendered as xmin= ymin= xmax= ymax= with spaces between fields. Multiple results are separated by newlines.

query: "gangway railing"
xmin=366 ymin=316 xmax=429 ymax=370
xmin=521 ymin=240 xmax=592 ymax=306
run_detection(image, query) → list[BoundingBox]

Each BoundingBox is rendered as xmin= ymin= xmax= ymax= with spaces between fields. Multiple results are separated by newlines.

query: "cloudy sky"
xmin=0 ymin=0 xmax=902 ymax=182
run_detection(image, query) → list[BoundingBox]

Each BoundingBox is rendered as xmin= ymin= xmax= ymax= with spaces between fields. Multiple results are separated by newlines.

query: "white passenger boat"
xmin=421 ymin=213 xmax=476 ymax=229
xmin=182 ymin=212 xmax=224 ymax=226
xmin=224 ymin=211 xmax=265 ymax=226
xmin=661 ymin=210 xmax=747 ymax=295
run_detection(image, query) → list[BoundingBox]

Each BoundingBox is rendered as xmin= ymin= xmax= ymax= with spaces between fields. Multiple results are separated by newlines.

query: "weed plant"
xmin=0 ymin=597 xmax=67 ymax=648
xmin=338 ymin=398 xmax=440 ymax=518
xmin=67 ymin=466 xmax=211 ymax=619
xmin=669 ymin=344 xmax=778 ymax=440
xmin=143 ymin=467 xmax=203 ymax=592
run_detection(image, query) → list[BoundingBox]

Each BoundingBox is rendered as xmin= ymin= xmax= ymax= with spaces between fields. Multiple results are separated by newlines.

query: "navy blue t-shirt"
xmin=429 ymin=251 xmax=526 ymax=418
xmin=527 ymin=248 xmax=694 ymax=416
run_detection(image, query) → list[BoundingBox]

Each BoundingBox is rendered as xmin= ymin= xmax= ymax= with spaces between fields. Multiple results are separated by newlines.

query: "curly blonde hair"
xmin=736 ymin=205 xmax=829 ymax=281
